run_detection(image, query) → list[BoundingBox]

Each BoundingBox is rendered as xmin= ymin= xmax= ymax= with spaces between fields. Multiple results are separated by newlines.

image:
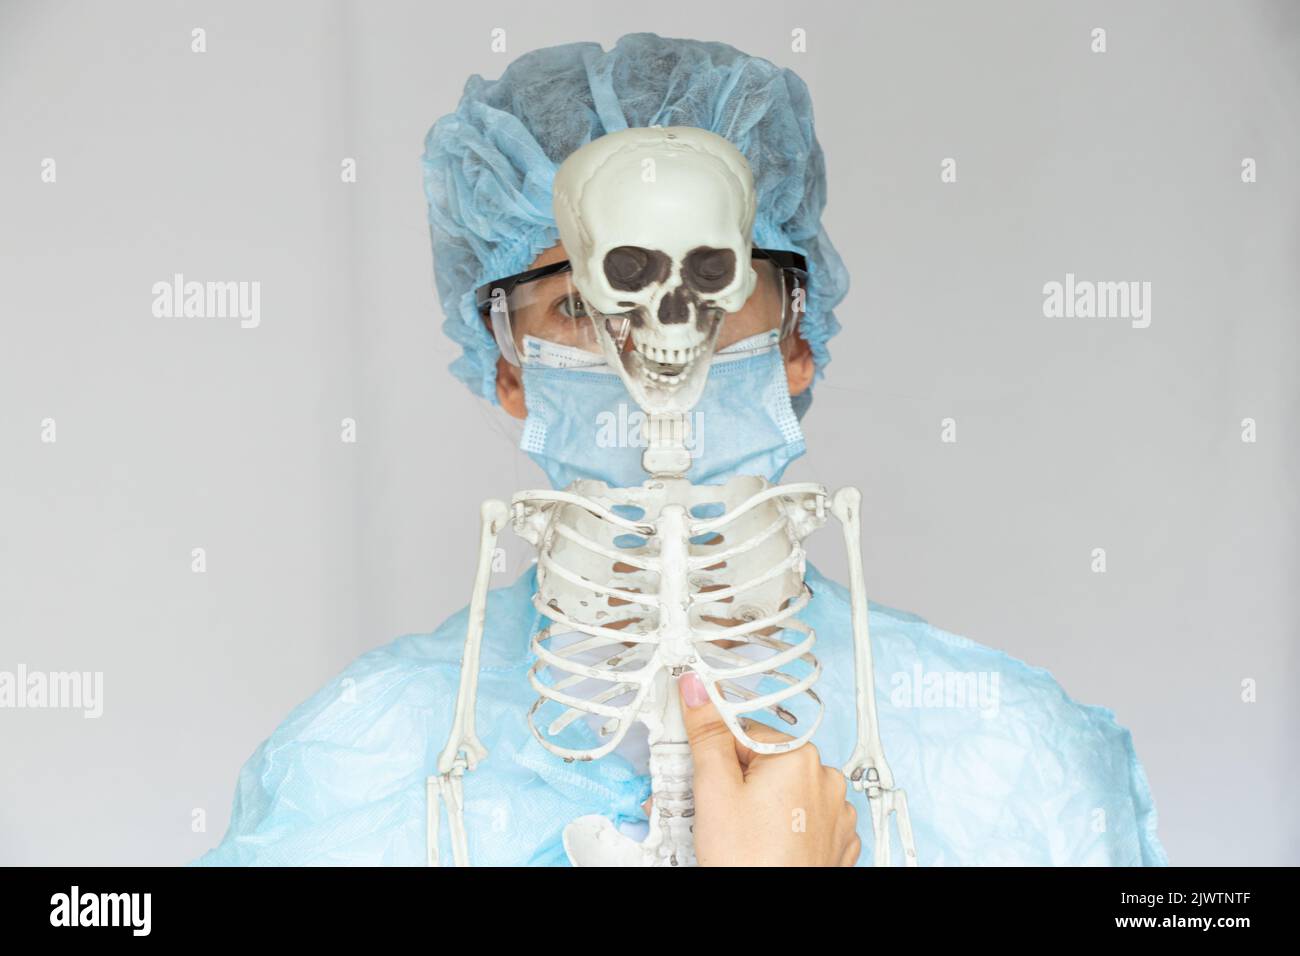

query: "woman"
xmin=197 ymin=33 xmax=1166 ymax=867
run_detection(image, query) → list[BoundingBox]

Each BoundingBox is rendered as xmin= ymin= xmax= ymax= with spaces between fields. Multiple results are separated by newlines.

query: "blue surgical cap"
xmin=422 ymin=32 xmax=849 ymax=404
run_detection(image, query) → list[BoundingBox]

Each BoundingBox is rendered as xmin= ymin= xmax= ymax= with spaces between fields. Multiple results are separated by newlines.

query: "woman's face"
xmin=492 ymin=242 xmax=814 ymax=419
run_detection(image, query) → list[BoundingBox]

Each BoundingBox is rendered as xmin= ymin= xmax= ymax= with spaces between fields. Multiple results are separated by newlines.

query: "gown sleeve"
xmin=861 ymin=602 xmax=1169 ymax=866
xmin=194 ymin=573 xmax=528 ymax=866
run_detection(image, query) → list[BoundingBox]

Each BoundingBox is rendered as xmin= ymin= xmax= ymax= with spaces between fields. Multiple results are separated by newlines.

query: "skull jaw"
xmin=596 ymin=313 xmax=722 ymax=418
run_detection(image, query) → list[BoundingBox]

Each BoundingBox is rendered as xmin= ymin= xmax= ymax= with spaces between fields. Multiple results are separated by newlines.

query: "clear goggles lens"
xmin=478 ymin=253 xmax=807 ymax=367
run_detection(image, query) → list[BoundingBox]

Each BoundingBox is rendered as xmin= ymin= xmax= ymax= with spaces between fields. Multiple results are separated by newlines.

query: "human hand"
xmin=677 ymin=671 xmax=860 ymax=867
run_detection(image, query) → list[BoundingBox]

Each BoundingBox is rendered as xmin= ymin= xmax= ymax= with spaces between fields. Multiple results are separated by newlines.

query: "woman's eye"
xmin=557 ymin=295 xmax=588 ymax=318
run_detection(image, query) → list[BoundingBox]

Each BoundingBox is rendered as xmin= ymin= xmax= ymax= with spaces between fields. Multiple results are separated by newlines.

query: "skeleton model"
xmin=428 ymin=127 xmax=917 ymax=867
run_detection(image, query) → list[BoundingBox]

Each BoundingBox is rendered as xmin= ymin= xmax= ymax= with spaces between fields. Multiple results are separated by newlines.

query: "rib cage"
xmin=512 ymin=474 xmax=830 ymax=762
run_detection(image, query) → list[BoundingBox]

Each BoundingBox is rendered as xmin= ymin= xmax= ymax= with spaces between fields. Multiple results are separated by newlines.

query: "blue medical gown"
xmin=195 ymin=564 xmax=1168 ymax=866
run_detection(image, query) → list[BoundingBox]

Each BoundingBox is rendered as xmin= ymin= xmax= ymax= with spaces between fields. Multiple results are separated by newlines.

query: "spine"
xmin=647 ymin=740 xmax=696 ymax=866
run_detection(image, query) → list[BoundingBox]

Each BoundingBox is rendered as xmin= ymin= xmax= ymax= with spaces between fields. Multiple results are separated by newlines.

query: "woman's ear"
xmin=783 ymin=330 xmax=815 ymax=397
xmin=495 ymin=355 xmax=527 ymax=419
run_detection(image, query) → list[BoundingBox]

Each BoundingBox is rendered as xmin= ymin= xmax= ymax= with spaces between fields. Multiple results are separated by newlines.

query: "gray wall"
xmin=0 ymin=0 xmax=1295 ymax=865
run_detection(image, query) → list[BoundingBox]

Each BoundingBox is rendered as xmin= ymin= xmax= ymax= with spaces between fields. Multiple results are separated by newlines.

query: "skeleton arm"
xmin=830 ymin=487 xmax=918 ymax=867
xmin=427 ymin=498 xmax=510 ymax=867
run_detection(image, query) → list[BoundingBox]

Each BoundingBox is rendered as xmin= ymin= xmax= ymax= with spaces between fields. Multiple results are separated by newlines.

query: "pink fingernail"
xmin=680 ymin=672 xmax=708 ymax=708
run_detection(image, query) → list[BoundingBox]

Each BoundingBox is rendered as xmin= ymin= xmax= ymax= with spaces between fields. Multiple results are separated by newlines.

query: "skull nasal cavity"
xmin=684 ymin=247 xmax=737 ymax=294
xmin=658 ymin=286 xmax=693 ymax=325
xmin=603 ymin=246 xmax=671 ymax=292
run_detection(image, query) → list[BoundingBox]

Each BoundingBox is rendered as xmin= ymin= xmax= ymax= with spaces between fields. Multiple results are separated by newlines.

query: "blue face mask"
xmin=518 ymin=334 xmax=806 ymax=489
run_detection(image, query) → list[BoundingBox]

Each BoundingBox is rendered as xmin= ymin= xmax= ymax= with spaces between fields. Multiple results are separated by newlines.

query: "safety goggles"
xmin=476 ymin=249 xmax=808 ymax=367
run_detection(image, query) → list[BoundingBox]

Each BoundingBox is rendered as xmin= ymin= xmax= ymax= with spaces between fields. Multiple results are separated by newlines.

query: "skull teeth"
xmin=637 ymin=343 xmax=704 ymax=365
xmin=645 ymin=369 xmax=683 ymax=386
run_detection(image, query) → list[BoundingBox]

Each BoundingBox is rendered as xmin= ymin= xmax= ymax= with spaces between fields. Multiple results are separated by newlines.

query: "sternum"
xmin=645 ymin=503 xmax=698 ymax=865
xmin=655 ymin=504 xmax=694 ymax=664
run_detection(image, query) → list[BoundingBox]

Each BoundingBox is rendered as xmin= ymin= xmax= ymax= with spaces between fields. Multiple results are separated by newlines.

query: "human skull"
xmin=552 ymin=126 xmax=758 ymax=414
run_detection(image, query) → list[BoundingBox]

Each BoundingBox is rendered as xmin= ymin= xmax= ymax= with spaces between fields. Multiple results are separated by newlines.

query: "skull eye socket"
xmin=683 ymin=247 xmax=737 ymax=294
xmin=603 ymin=246 xmax=672 ymax=292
